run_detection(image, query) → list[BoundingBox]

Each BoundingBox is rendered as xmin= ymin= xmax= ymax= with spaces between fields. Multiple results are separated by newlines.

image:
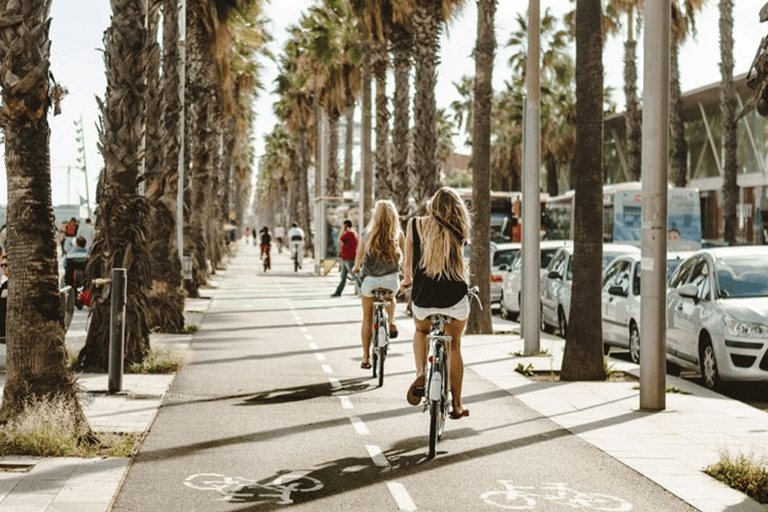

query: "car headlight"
xmin=724 ymin=314 xmax=768 ymax=339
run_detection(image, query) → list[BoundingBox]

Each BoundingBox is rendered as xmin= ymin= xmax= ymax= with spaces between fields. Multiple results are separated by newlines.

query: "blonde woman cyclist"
xmin=352 ymin=200 xmax=405 ymax=369
xmin=400 ymin=187 xmax=471 ymax=419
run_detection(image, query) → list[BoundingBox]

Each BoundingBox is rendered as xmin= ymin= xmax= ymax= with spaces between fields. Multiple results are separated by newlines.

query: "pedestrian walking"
xmin=331 ymin=220 xmax=359 ymax=297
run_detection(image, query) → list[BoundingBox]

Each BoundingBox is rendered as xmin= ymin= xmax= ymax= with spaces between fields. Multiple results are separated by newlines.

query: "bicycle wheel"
xmin=427 ymin=345 xmax=444 ymax=458
xmin=376 ymin=316 xmax=387 ymax=387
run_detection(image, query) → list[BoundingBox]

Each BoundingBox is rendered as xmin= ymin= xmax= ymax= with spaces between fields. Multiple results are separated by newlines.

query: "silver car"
xmin=665 ymin=246 xmax=768 ymax=389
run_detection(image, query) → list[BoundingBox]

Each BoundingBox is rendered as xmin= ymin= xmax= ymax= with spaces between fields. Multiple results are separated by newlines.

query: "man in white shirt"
xmin=287 ymin=222 xmax=305 ymax=270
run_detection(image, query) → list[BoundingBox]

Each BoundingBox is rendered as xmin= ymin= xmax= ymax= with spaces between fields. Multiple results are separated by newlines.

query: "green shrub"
xmin=514 ymin=363 xmax=535 ymax=377
xmin=183 ymin=323 xmax=199 ymax=334
xmin=129 ymin=349 xmax=184 ymax=374
xmin=705 ymin=453 xmax=768 ymax=504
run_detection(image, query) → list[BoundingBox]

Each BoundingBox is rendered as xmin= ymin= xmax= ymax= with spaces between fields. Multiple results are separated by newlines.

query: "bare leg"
xmin=360 ymin=296 xmax=374 ymax=365
xmin=445 ymin=318 xmax=468 ymax=412
xmin=412 ymin=316 xmax=431 ymax=377
xmin=386 ymin=297 xmax=396 ymax=330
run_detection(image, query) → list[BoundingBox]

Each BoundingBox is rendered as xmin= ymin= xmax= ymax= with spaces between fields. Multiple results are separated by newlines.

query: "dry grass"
xmin=705 ymin=453 xmax=768 ymax=504
xmin=129 ymin=349 xmax=185 ymax=374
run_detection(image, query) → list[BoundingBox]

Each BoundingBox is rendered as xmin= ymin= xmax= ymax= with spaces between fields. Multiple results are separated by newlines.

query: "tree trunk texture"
xmin=561 ymin=0 xmax=606 ymax=382
xmin=720 ymin=0 xmax=738 ymax=245
xmin=546 ymin=155 xmax=559 ymax=198
xmin=0 ymin=0 xmax=86 ymax=423
xmin=466 ymin=0 xmax=495 ymax=335
xmin=624 ymin=36 xmax=641 ymax=182
xmin=373 ymin=41 xmax=392 ymax=201
xmin=343 ymin=92 xmax=354 ymax=191
xmin=412 ymin=0 xmax=442 ymax=213
xmin=361 ymin=46 xmax=373 ymax=225
xmin=391 ymin=24 xmax=413 ymax=219
xmin=297 ymin=126 xmax=313 ymax=246
xmin=79 ymin=0 xmax=152 ymax=371
xmin=669 ymin=43 xmax=688 ymax=187
xmin=327 ymin=111 xmax=340 ymax=198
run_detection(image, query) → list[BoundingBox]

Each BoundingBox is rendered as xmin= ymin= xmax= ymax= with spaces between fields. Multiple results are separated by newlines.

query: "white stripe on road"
xmin=329 ymin=377 xmax=341 ymax=390
xmin=339 ymin=396 xmax=353 ymax=409
xmin=321 ymin=364 xmax=333 ymax=374
xmin=299 ymin=326 xmax=308 ymax=333
xmin=304 ymin=333 xmax=314 ymax=341
xmin=365 ymin=444 xmax=390 ymax=468
xmin=315 ymin=353 xmax=326 ymax=361
xmin=387 ymin=482 xmax=417 ymax=511
xmin=309 ymin=342 xmax=319 ymax=350
xmin=350 ymin=416 xmax=369 ymax=435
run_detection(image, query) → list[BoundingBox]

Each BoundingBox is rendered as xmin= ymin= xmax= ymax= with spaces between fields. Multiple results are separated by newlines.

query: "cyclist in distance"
xmin=287 ymin=222 xmax=305 ymax=269
xmin=400 ymin=187 xmax=471 ymax=419
xmin=352 ymin=199 xmax=404 ymax=369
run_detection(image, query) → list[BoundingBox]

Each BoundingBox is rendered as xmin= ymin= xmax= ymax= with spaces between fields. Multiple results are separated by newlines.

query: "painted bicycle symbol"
xmin=481 ymin=481 xmax=632 ymax=510
xmin=184 ymin=472 xmax=323 ymax=504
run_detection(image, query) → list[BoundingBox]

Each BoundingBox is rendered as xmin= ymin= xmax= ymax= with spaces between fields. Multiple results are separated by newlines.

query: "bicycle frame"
xmin=371 ymin=288 xmax=391 ymax=386
xmin=425 ymin=314 xmax=452 ymax=458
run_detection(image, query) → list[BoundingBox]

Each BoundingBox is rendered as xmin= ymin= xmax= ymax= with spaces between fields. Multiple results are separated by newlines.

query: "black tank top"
xmin=411 ymin=219 xmax=468 ymax=308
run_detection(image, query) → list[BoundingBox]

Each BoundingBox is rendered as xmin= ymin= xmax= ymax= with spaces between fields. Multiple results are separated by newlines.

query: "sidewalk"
xmin=0 ymin=244 xmax=766 ymax=511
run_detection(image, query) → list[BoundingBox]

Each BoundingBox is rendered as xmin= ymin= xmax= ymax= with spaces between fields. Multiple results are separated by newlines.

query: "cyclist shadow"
xmin=237 ymin=377 xmax=377 ymax=406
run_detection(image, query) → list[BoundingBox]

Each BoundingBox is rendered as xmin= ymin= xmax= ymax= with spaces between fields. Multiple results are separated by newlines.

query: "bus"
xmin=544 ymin=182 xmax=702 ymax=250
xmin=456 ymin=189 xmax=520 ymax=243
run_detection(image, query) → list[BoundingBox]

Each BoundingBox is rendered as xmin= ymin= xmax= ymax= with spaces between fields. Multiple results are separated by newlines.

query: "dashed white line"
xmin=350 ymin=416 xmax=370 ymax=435
xmin=339 ymin=396 xmax=353 ymax=409
xmin=329 ymin=377 xmax=341 ymax=390
xmin=309 ymin=342 xmax=319 ymax=350
xmin=304 ymin=333 xmax=314 ymax=341
xmin=365 ymin=444 xmax=390 ymax=468
xmin=387 ymin=482 xmax=417 ymax=511
xmin=299 ymin=326 xmax=308 ymax=333
xmin=321 ymin=364 xmax=333 ymax=374
xmin=315 ymin=353 xmax=326 ymax=362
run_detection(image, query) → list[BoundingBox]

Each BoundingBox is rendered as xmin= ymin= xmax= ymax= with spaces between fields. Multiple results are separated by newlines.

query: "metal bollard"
xmin=108 ymin=268 xmax=127 ymax=394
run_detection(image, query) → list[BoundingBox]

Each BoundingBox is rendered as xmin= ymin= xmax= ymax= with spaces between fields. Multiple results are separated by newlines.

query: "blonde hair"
xmin=366 ymin=199 xmax=402 ymax=264
xmin=419 ymin=187 xmax=470 ymax=281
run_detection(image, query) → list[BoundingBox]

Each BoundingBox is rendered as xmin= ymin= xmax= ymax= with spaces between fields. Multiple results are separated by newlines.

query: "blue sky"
xmin=1 ymin=0 xmax=760 ymax=206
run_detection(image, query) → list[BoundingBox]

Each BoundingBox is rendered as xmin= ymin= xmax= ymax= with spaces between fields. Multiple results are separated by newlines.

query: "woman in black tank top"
xmin=400 ymin=187 xmax=471 ymax=419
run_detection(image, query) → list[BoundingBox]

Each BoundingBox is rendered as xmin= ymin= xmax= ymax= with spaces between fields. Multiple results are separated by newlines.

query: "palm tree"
xmin=0 ymin=0 xmax=89 ymax=427
xmin=670 ymin=0 xmax=705 ymax=187
xmin=465 ymin=0 xmax=495 ymax=336
xmin=561 ymin=0 xmax=606 ymax=381
xmin=720 ymin=0 xmax=737 ymax=245
xmin=78 ymin=0 xmax=152 ymax=370
xmin=412 ymin=0 xmax=466 ymax=211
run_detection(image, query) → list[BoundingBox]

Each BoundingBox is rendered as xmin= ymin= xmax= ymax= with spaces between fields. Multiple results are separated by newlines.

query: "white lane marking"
xmin=309 ymin=342 xmax=319 ymax=350
xmin=304 ymin=333 xmax=314 ymax=341
xmin=321 ymin=364 xmax=333 ymax=374
xmin=295 ymin=319 xmax=304 ymax=326
xmin=387 ymin=482 xmax=417 ymax=511
xmin=365 ymin=445 xmax=390 ymax=468
xmin=339 ymin=396 xmax=353 ymax=409
xmin=350 ymin=416 xmax=370 ymax=435
xmin=315 ymin=353 xmax=326 ymax=361
xmin=329 ymin=377 xmax=341 ymax=390
xmin=299 ymin=326 xmax=308 ymax=333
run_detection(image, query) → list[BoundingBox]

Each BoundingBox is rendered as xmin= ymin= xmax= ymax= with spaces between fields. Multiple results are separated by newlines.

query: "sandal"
xmin=449 ymin=408 xmax=470 ymax=420
xmin=389 ymin=325 xmax=398 ymax=339
xmin=406 ymin=375 xmax=425 ymax=405
xmin=361 ymin=361 xmax=371 ymax=369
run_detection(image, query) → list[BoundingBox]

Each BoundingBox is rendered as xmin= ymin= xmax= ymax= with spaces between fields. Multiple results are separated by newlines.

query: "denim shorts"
xmin=360 ymin=272 xmax=399 ymax=297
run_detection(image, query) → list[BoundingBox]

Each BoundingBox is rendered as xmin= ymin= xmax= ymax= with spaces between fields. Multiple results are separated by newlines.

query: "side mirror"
xmin=608 ymin=285 xmax=628 ymax=297
xmin=677 ymin=283 xmax=699 ymax=300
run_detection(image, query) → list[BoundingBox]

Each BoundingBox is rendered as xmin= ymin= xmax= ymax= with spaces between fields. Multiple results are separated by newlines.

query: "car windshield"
xmin=602 ymin=250 xmax=634 ymax=270
xmin=493 ymin=249 xmax=519 ymax=268
xmin=667 ymin=258 xmax=684 ymax=280
xmin=716 ymin=257 xmax=768 ymax=298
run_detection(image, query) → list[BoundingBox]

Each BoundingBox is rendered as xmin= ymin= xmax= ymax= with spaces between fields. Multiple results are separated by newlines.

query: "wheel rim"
xmin=629 ymin=327 xmax=640 ymax=363
xmin=701 ymin=344 xmax=718 ymax=389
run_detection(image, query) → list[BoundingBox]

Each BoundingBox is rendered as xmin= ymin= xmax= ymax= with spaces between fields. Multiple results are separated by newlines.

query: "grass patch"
xmin=705 ymin=453 xmax=768 ymax=504
xmin=513 ymin=349 xmax=551 ymax=357
xmin=514 ymin=363 xmax=535 ymax=377
xmin=0 ymin=397 xmax=140 ymax=458
xmin=129 ymin=349 xmax=184 ymax=374
xmin=182 ymin=323 xmax=199 ymax=334
xmin=632 ymin=385 xmax=692 ymax=395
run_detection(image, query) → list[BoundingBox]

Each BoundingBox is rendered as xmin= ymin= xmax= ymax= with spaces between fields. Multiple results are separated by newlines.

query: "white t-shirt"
xmin=287 ymin=227 xmax=305 ymax=243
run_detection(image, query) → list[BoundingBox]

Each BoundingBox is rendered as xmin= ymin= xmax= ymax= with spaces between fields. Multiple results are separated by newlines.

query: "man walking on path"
xmin=332 ymin=219 xmax=358 ymax=297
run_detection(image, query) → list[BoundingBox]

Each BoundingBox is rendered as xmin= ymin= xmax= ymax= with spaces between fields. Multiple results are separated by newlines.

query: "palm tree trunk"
xmin=361 ymin=45 xmax=374 ymax=225
xmin=720 ymin=0 xmax=738 ymax=245
xmin=79 ymin=0 xmax=152 ymax=370
xmin=561 ymin=0 xmax=605 ymax=381
xmin=670 ymin=42 xmax=688 ymax=187
xmin=466 ymin=0 xmax=495 ymax=335
xmin=327 ymin=111 xmax=341 ymax=197
xmin=298 ymin=125 xmax=313 ymax=246
xmin=373 ymin=41 xmax=392 ymax=200
xmin=624 ymin=15 xmax=641 ymax=182
xmin=412 ymin=0 xmax=441 ymax=212
xmin=343 ymin=92 xmax=355 ymax=191
xmin=391 ymin=24 xmax=413 ymax=218
xmin=0 ymin=0 xmax=87 ymax=424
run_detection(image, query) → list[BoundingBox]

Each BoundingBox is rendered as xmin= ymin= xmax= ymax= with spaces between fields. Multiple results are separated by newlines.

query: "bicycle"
xmin=480 ymin=481 xmax=632 ymax=511
xmin=424 ymin=313 xmax=452 ymax=458
xmin=290 ymin=242 xmax=302 ymax=272
xmin=370 ymin=287 xmax=393 ymax=387
xmin=184 ymin=472 xmax=323 ymax=504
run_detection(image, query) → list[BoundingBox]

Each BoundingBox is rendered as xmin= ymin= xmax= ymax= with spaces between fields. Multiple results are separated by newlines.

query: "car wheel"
xmin=699 ymin=337 xmax=721 ymax=390
xmin=629 ymin=323 xmax=640 ymax=364
xmin=499 ymin=291 xmax=509 ymax=319
xmin=558 ymin=307 xmax=568 ymax=339
xmin=540 ymin=304 xmax=554 ymax=334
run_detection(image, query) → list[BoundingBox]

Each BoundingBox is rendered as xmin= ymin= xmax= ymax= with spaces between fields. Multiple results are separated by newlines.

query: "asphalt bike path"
xmin=112 ymin=242 xmax=698 ymax=511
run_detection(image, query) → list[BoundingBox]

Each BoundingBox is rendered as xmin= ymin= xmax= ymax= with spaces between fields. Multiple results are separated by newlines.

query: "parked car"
xmin=665 ymin=246 xmax=768 ymax=389
xmin=498 ymin=240 xmax=571 ymax=320
xmin=541 ymin=243 xmax=641 ymax=336
xmin=601 ymin=251 xmax=694 ymax=363
xmin=490 ymin=242 xmax=521 ymax=304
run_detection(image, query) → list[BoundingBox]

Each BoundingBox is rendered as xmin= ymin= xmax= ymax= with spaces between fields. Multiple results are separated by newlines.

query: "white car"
xmin=490 ymin=243 xmax=520 ymax=304
xmin=541 ymin=243 xmax=641 ymax=336
xmin=601 ymin=251 xmax=694 ymax=363
xmin=498 ymin=240 xmax=570 ymax=320
xmin=665 ymin=246 xmax=768 ymax=389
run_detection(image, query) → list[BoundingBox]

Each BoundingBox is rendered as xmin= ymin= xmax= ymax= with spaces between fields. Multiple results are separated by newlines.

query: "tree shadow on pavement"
xmin=237 ymin=377 xmax=376 ymax=406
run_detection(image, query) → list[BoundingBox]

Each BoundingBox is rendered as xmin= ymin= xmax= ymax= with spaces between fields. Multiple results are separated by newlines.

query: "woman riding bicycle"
xmin=352 ymin=199 xmax=405 ymax=370
xmin=400 ymin=187 xmax=470 ymax=419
